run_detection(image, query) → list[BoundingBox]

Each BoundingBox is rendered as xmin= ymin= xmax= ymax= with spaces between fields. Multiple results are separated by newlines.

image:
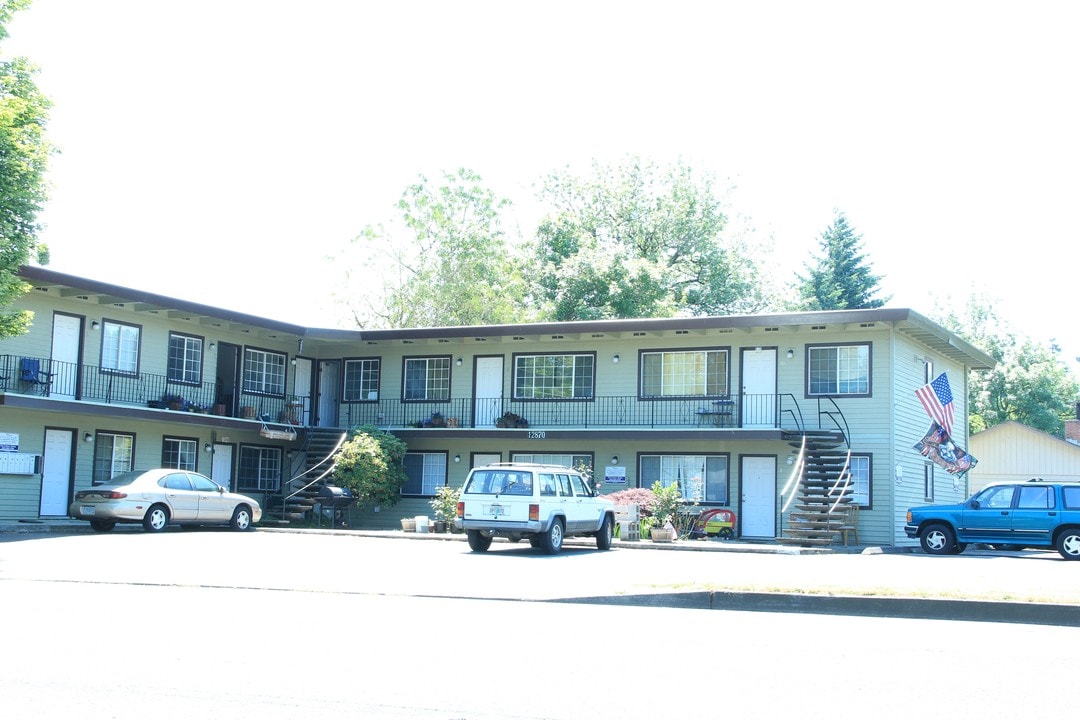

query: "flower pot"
xmin=401 ymin=518 xmax=417 ymax=532
xmin=650 ymin=527 xmax=676 ymax=543
xmin=212 ymin=404 xmax=226 ymax=415
xmin=433 ymin=520 xmax=447 ymax=533
xmin=167 ymin=402 xmax=183 ymax=411
xmin=240 ymin=406 xmax=256 ymax=419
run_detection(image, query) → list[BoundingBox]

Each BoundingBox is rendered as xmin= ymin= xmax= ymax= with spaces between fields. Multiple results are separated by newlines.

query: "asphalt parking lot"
xmin=3 ymin=518 xmax=1077 ymax=626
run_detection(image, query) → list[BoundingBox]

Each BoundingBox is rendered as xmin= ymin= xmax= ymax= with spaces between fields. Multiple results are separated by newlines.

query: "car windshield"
xmin=464 ymin=470 xmax=534 ymax=495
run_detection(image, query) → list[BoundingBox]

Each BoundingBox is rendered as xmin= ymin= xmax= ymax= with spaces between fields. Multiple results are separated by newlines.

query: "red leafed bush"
xmin=602 ymin=487 xmax=655 ymax=518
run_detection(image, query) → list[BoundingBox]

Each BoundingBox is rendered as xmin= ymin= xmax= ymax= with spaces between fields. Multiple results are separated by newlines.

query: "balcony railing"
xmin=340 ymin=393 xmax=811 ymax=431
xmin=0 ymin=355 xmax=300 ymax=425
xmin=3 ymin=354 xmax=842 ymax=436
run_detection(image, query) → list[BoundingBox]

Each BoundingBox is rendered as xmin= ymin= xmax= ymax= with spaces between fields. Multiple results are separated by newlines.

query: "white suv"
xmin=455 ymin=463 xmax=615 ymax=554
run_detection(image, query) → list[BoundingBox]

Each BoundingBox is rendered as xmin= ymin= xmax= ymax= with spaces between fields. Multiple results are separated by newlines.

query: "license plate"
xmin=79 ymin=505 xmax=96 ymax=516
xmin=485 ymin=504 xmax=506 ymax=518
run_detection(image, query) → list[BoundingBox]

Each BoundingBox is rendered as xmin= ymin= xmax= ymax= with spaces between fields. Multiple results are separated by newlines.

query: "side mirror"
xmin=968 ymin=499 xmax=980 ymax=509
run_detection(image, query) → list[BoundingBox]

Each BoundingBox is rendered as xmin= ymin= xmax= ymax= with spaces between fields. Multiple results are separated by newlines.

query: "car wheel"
xmin=230 ymin=506 xmax=253 ymax=531
xmin=528 ymin=536 xmax=542 ymax=548
xmin=595 ymin=515 xmax=613 ymax=551
xmin=143 ymin=504 xmax=170 ymax=532
xmin=89 ymin=520 xmax=115 ymax=532
xmin=919 ymin=523 xmax=955 ymax=555
xmin=466 ymin=530 xmax=492 ymax=552
xmin=540 ymin=518 xmax=564 ymax=555
xmin=1055 ymin=528 xmax=1080 ymax=560
xmin=506 ymin=533 xmax=522 ymax=543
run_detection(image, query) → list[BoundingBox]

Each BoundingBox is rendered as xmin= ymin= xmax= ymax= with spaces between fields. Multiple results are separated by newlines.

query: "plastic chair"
xmin=19 ymin=358 xmax=53 ymax=394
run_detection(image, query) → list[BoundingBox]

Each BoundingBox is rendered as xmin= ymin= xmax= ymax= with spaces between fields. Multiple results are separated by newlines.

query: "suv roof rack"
xmin=477 ymin=462 xmax=576 ymax=469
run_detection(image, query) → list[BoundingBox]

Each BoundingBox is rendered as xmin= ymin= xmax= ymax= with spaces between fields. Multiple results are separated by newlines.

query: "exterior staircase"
xmin=264 ymin=427 xmax=347 ymax=524
xmin=777 ymin=430 xmax=853 ymax=547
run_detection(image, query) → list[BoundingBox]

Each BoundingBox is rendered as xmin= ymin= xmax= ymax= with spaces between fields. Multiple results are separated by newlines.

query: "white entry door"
xmin=317 ymin=361 xmax=340 ymax=428
xmin=292 ymin=357 xmax=313 ymax=425
xmin=740 ymin=455 xmax=777 ymax=538
xmin=211 ymin=444 xmax=234 ymax=491
xmin=40 ymin=428 xmax=74 ymax=516
xmin=473 ymin=357 xmax=503 ymax=429
xmin=741 ymin=348 xmax=777 ymax=428
xmin=50 ymin=313 xmax=81 ymax=400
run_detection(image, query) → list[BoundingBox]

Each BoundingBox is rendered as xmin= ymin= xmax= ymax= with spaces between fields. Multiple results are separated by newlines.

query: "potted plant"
xmin=429 ymin=485 xmax=460 ymax=533
xmin=428 ymin=411 xmax=447 ymax=428
xmin=495 ymin=411 xmax=528 ymax=428
xmin=163 ymin=394 xmax=184 ymax=411
xmin=649 ymin=480 xmax=682 ymax=542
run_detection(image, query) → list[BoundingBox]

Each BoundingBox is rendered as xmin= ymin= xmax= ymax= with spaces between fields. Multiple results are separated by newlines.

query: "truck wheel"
xmin=540 ymin=518 xmax=564 ymax=555
xmin=919 ymin=523 xmax=955 ymax=555
xmin=595 ymin=515 xmax=613 ymax=551
xmin=1055 ymin=529 xmax=1080 ymax=560
xmin=467 ymin=530 xmax=492 ymax=552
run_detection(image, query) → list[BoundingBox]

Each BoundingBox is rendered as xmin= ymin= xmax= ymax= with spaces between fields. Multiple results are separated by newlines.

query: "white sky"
xmin=6 ymin=1 xmax=1079 ymax=364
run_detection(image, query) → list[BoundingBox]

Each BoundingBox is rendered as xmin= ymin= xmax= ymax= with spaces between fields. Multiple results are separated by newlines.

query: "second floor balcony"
xmin=2 ymin=354 xmax=845 ymax=436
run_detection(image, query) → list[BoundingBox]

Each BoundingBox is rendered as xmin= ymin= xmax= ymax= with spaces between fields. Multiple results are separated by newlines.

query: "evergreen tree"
xmin=795 ymin=211 xmax=887 ymax=310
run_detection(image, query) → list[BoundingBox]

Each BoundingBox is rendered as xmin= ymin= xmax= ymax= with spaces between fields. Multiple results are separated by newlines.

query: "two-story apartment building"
xmin=0 ymin=266 xmax=994 ymax=545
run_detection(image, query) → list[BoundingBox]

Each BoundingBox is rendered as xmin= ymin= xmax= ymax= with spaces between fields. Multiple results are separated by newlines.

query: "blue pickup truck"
xmin=905 ymin=479 xmax=1080 ymax=560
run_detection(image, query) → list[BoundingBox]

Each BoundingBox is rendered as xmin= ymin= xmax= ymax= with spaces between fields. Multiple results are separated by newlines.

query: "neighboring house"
xmin=0 ymin=266 xmax=995 ymax=546
xmin=968 ymin=420 xmax=1080 ymax=493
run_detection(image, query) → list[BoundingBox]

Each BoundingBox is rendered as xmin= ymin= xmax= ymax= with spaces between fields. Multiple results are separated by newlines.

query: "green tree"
xmin=332 ymin=425 xmax=409 ymax=509
xmin=530 ymin=157 xmax=769 ymax=321
xmin=933 ymin=294 xmax=1079 ymax=436
xmin=0 ymin=0 xmax=52 ymax=338
xmin=795 ymin=211 xmax=887 ymax=310
xmin=339 ymin=168 xmax=532 ymax=328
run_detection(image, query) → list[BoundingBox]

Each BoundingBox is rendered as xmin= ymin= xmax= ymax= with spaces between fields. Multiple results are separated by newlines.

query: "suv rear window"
xmin=464 ymin=470 xmax=535 ymax=495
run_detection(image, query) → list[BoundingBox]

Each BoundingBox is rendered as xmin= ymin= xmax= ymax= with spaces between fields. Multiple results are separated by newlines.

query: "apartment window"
xmin=92 ymin=432 xmax=134 ymax=485
xmin=807 ymin=343 xmax=870 ymax=396
xmin=162 ymin=437 xmax=197 ymax=471
xmin=640 ymin=454 xmax=728 ymax=504
xmin=403 ymin=357 xmax=450 ymax=401
xmin=924 ymin=463 xmax=935 ymax=501
xmin=640 ymin=349 xmax=728 ymax=397
xmin=402 ymin=452 xmax=447 ymax=496
xmin=512 ymin=453 xmax=592 ymax=471
xmin=344 ymin=358 xmax=381 ymax=402
xmin=167 ymin=333 xmax=203 ymax=385
xmin=243 ymin=347 xmax=287 ymax=396
xmin=848 ymin=454 xmax=871 ymax=507
xmin=237 ymin=445 xmax=282 ymax=492
xmin=101 ymin=320 xmax=140 ymax=375
xmin=514 ymin=353 xmax=594 ymax=399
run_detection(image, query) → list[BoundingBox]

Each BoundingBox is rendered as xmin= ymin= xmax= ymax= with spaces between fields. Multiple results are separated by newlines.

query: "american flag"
xmin=915 ymin=372 xmax=954 ymax=436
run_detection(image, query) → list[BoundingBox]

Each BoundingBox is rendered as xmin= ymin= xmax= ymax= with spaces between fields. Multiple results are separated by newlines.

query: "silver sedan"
xmin=69 ymin=468 xmax=262 ymax=532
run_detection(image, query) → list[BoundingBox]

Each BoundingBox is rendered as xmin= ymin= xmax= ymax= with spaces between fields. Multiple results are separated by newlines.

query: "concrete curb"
xmin=551 ymin=590 xmax=1080 ymax=627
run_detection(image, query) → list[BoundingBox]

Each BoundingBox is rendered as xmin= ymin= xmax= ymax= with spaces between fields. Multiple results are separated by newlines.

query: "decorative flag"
xmin=913 ymin=421 xmax=977 ymax=476
xmin=916 ymin=372 xmax=954 ymax=436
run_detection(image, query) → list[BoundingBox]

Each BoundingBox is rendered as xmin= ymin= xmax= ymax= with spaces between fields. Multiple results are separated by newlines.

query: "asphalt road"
xmin=1 ymin=529 xmax=1077 ymax=720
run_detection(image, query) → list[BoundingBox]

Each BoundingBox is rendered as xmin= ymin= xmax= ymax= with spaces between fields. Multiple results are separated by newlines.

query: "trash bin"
xmin=414 ymin=515 xmax=429 ymax=533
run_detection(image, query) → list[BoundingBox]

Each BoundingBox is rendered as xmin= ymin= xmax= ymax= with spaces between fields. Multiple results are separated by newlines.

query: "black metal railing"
xmin=341 ymin=394 xmax=781 ymax=430
xmin=2 ymin=354 xmax=850 ymax=436
xmin=0 ymin=354 xmax=310 ymax=425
